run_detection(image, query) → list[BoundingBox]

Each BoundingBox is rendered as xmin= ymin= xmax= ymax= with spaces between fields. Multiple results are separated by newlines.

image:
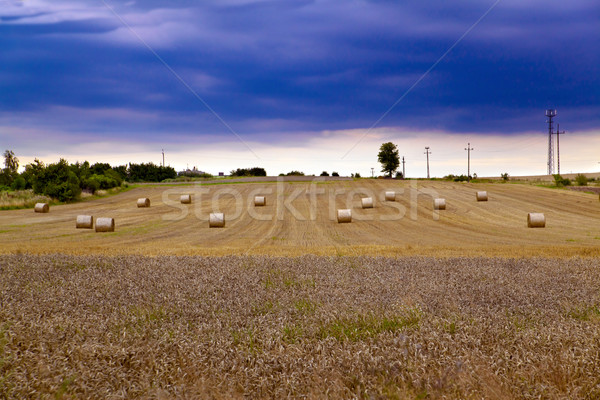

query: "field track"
xmin=1 ymin=180 xmax=599 ymax=257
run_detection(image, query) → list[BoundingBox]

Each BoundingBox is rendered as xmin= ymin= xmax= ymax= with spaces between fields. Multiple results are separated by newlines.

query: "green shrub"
xmin=31 ymin=159 xmax=82 ymax=202
xmin=320 ymin=171 xmax=329 ymax=176
xmin=575 ymin=174 xmax=588 ymax=186
xmin=444 ymin=174 xmax=469 ymax=182
xmin=553 ymin=174 xmax=571 ymax=187
xmin=10 ymin=176 xmax=26 ymax=190
xmin=230 ymin=167 xmax=267 ymax=177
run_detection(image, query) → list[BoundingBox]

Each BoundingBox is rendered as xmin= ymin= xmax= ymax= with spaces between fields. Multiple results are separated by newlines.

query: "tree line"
xmin=0 ymin=150 xmax=176 ymax=202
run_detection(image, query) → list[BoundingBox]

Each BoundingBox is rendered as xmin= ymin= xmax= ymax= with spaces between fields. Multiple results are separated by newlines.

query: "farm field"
xmin=0 ymin=179 xmax=599 ymax=257
xmin=1 ymin=254 xmax=599 ymax=398
xmin=1 ymin=180 xmax=600 ymax=398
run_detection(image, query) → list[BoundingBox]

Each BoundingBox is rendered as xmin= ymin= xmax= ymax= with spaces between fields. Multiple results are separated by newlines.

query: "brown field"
xmin=1 ymin=254 xmax=599 ymax=399
xmin=1 ymin=180 xmax=600 ymax=398
xmin=0 ymin=179 xmax=599 ymax=257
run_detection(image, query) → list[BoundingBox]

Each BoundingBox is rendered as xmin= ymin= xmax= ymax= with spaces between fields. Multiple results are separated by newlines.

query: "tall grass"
xmin=0 ymin=189 xmax=52 ymax=210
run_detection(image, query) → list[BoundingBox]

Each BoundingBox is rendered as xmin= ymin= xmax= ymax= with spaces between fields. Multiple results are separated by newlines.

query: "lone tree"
xmin=377 ymin=142 xmax=399 ymax=178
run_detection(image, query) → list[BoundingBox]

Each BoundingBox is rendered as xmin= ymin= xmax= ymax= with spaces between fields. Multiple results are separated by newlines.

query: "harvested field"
xmin=0 ymin=254 xmax=599 ymax=398
xmin=0 ymin=180 xmax=599 ymax=257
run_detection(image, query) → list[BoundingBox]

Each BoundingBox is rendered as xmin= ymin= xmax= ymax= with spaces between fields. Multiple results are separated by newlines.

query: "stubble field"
xmin=0 ymin=179 xmax=599 ymax=257
xmin=1 ymin=180 xmax=599 ymax=398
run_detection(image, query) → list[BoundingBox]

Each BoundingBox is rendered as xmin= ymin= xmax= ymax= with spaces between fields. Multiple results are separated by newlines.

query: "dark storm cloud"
xmin=0 ymin=0 xmax=598 ymax=145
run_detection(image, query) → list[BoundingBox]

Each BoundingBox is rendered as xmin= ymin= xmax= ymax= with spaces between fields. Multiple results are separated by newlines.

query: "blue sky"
xmin=1 ymin=0 xmax=598 ymax=176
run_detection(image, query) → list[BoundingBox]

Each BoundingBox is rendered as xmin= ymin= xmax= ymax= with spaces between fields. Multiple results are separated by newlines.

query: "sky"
xmin=0 ymin=0 xmax=599 ymax=177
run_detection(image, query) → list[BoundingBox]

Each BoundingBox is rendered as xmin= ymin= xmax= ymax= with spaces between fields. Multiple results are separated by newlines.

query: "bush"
xmin=501 ymin=173 xmax=509 ymax=181
xmin=11 ymin=176 xmax=26 ymax=190
xmin=320 ymin=171 xmax=329 ymax=177
xmin=575 ymin=174 xmax=588 ymax=186
xmin=444 ymin=174 xmax=469 ymax=182
xmin=331 ymin=172 xmax=339 ymax=177
xmin=128 ymin=162 xmax=177 ymax=182
xmin=284 ymin=171 xmax=305 ymax=176
xmin=32 ymin=159 xmax=82 ymax=202
xmin=0 ymin=184 xmax=10 ymax=192
xmin=230 ymin=167 xmax=267 ymax=177
xmin=553 ymin=174 xmax=571 ymax=187
xmin=354 ymin=172 xmax=361 ymax=178
xmin=178 ymin=170 xmax=212 ymax=179
xmin=84 ymin=176 xmax=101 ymax=193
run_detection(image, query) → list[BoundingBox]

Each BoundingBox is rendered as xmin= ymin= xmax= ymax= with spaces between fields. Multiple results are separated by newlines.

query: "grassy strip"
xmin=0 ymin=185 xmax=134 ymax=210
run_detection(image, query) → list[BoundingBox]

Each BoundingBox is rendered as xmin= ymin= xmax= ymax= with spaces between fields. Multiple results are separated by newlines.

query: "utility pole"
xmin=162 ymin=149 xmax=165 ymax=167
xmin=402 ymin=156 xmax=406 ymax=179
xmin=464 ymin=142 xmax=474 ymax=180
xmin=424 ymin=147 xmax=431 ymax=179
xmin=556 ymin=123 xmax=565 ymax=175
xmin=546 ymin=110 xmax=557 ymax=175
xmin=371 ymin=167 xmax=374 ymax=178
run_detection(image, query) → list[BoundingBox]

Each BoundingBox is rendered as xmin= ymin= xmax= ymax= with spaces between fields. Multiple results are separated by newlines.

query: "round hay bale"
xmin=137 ymin=198 xmax=150 ymax=208
xmin=180 ymin=194 xmax=192 ymax=204
xmin=209 ymin=213 xmax=225 ymax=228
xmin=95 ymin=217 xmax=115 ymax=232
xmin=527 ymin=213 xmax=546 ymax=228
xmin=476 ymin=191 xmax=488 ymax=201
xmin=254 ymin=196 xmax=266 ymax=206
xmin=34 ymin=203 xmax=49 ymax=213
xmin=433 ymin=198 xmax=446 ymax=210
xmin=385 ymin=191 xmax=396 ymax=201
xmin=76 ymin=215 xmax=94 ymax=229
xmin=337 ymin=209 xmax=352 ymax=223
xmin=361 ymin=197 xmax=373 ymax=209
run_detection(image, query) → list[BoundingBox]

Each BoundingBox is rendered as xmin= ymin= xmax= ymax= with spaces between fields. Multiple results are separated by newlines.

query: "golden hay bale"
xmin=476 ymin=191 xmax=488 ymax=201
xmin=95 ymin=217 xmax=115 ymax=232
xmin=209 ymin=213 xmax=225 ymax=228
xmin=137 ymin=198 xmax=150 ymax=208
xmin=180 ymin=194 xmax=192 ymax=204
xmin=385 ymin=191 xmax=396 ymax=201
xmin=76 ymin=215 xmax=94 ymax=229
xmin=254 ymin=196 xmax=266 ymax=206
xmin=34 ymin=203 xmax=49 ymax=213
xmin=361 ymin=197 xmax=373 ymax=209
xmin=433 ymin=198 xmax=446 ymax=210
xmin=527 ymin=213 xmax=546 ymax=228
xmin=337 ymin=209 xmax=352 ymax=223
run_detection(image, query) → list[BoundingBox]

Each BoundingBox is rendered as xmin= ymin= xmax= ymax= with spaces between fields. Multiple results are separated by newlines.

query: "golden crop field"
xmin=0 ymin=179 xmax=599 ymax=257
xmin=1 ymin=180 xmax=600 ymax=399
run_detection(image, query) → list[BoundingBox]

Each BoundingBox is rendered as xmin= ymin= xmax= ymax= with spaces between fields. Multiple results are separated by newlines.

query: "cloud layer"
xmin=1 ymin=0 xmax=598 ymax=173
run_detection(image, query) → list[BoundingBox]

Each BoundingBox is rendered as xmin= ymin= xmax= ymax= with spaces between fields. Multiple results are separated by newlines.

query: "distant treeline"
xmin=1 ymin=151 xmax=176 ymax=202
xmin=230 ymin=167 xmax=267 ymax=177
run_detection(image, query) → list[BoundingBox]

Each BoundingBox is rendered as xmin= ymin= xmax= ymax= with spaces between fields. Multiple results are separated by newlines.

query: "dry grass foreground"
xmin=1 ymin=180 xmax=600 ymax=258
xmin=0 ymin=254 xmax=599 ymax=399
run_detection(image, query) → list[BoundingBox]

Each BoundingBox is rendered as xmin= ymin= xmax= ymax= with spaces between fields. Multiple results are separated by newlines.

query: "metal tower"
xmin=545 ymin=109 xmax=557 ymax=175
